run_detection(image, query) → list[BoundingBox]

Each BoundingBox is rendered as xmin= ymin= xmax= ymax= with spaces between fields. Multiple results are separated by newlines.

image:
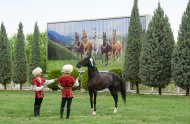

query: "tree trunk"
xmin=158 ymin=87 xmax=162 ymax=95
xmin=4 ymin=84 xmax=6 ymax=90
xmin=131 ymin=83 xmax=134 ymax=90
xmin=135 ymin=82 xmax=139 ymax=94
xmin=186 ymin=88 xmax=189 ymax=96
xmin=20 ymin=83 xmax=22 ymax=90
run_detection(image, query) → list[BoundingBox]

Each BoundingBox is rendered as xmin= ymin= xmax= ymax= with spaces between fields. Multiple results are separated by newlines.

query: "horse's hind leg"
xmin=109 ymin=87 xmax=118 ymax=113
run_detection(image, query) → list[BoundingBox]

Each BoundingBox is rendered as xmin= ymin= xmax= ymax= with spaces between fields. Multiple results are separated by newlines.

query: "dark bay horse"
xmin=74 ymin=32 xmax=84 ymax=58
xmin=101 ymin=32 xmax=112 ymax=66
xmin=77 ymin=56 xmax=126 ymax=115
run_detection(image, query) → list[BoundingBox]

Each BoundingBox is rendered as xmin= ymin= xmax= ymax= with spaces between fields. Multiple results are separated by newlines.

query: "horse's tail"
xmin=118 ymin=76 xmax=126 ymax=105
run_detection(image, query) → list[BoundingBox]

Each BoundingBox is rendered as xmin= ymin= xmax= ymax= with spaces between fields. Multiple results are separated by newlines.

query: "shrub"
xmin=48 ymin=69 xmax=62 ymax=91
xmin=109 ymin=68 xmax=122 ymax=78
xmin=81 ymin=69 xmax=88 ymax=91
xmin=70 ymin=69 xmax=79 ymax=78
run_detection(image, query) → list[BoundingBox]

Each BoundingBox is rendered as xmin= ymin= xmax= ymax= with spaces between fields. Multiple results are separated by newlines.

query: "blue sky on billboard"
xmin=47 ymin=16 xmax=147 ymax=42
xmin=0 ymin=0 xmax=188 ymax=40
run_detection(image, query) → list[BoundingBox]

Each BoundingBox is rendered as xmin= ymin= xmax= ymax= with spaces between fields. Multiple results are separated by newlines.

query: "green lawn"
xmin=0 ymin=91 xmax=190 ymax=124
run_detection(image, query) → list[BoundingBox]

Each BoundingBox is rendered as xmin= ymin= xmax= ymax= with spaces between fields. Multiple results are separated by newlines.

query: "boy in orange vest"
xmin=58 ymin=64 xmax=79 ymax=119
xmin=32 ymin=67 xmax=57 ymax=117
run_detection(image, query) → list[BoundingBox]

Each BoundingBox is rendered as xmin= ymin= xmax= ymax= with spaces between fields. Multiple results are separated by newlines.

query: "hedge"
xmin=47 ymin=69 xmax=62 ymax=91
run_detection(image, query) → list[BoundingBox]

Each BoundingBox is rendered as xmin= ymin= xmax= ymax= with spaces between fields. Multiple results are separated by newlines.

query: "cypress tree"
xmin=12 ymin=23 xmax=27 ymax=90
xmin=123 ymin=0 xmax=143 ymax=94
xmin=28 ymin=23 xmax=41 ymax=83
xmin=172 ymin=1 xmax=190 ymax=96
xmin=0 ymin=23 xmax=12 ymax=90
xmin=139 ymin=3 xmax=174 ymax=95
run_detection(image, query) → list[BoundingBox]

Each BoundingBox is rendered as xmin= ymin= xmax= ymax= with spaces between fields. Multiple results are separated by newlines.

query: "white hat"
xmin=62 ymin=64 xmax=73 ymax=74
xmin=32 ymin=67 xmax=42 ymax=77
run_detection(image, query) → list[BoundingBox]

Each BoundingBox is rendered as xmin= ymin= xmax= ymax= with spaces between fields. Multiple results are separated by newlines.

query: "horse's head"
xmin=74 ymin=32 xmax=80 ymax=42
xmin=112 ymin=30 xmax=116 ymax=38
xmin=82 ymin=30 xmax=88 ymax=44
xmin=103 ymin=32 xmax=107 ymax=42
xmin=82 ymin=30 xmax=87 ymax=39
xmin=77 ymin=55 xmax=95 ymax=68
xmin=93 ymin=28 xmax=97 ymax=40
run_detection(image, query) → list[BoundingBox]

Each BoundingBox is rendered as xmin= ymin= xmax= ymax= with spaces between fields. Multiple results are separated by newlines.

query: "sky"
xmin=0 ymin=0 xmax=188 ymax=40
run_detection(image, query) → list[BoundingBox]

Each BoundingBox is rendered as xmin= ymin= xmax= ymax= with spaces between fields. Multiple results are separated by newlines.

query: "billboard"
xmin=47 ymin=15 xmax=151 ymax=71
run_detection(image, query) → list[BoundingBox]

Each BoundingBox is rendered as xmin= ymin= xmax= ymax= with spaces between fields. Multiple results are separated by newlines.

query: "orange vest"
xmin=33 ymin=77 xmax=45 ymax=98
xmin=58 ymin=75 xmax=75 ymax=98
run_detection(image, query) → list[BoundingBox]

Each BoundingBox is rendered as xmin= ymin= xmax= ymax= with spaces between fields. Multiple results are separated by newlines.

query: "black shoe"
xmin=66 ymin=109 xmax=70 ymax=119
xmin=34 ymin=105 xmax=38 ymax=117
xmin=37 ymin=106 xmax=41 ymax=117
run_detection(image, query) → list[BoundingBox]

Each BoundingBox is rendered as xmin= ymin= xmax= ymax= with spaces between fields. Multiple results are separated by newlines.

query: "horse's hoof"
xmin=91 ymin=111 xmax=96 ymax=115
xmin=113 ymin=108 xmax=118 ymax=113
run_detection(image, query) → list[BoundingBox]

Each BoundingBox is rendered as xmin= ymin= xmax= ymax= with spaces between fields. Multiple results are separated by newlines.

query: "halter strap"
xmin=90 ymin=58 xmax=94 ymax=66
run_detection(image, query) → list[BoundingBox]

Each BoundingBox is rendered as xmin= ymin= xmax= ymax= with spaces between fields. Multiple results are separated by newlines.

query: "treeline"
xmin=0 ymin=22 xmax=46 ymax=90
xmin=1 ymin=0 xmax=190 ymax=96
xmin=123 ymin=0 xmax=190 ymax=96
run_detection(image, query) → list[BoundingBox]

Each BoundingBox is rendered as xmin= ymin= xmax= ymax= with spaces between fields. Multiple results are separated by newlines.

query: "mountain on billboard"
xmin=48 ymin=30 xmax=73 ymax=46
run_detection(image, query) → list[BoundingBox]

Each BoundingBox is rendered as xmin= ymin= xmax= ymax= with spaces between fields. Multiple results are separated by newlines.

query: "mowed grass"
xmin=0 ymin=91 xmax=190 ymax=124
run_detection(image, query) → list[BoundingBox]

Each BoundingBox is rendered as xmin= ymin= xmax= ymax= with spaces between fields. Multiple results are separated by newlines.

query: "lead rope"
xmin=78 ymin=67 xmax=83 ymax=91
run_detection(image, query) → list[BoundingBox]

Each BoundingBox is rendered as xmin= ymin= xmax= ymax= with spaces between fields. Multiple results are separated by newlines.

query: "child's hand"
xmin=74 ymin=78 xmax=79 ymax=87
xmin=54 ymin=78 xmax=58 ymax=81
xmin=76 ymin=78 xmax=78 ymax=81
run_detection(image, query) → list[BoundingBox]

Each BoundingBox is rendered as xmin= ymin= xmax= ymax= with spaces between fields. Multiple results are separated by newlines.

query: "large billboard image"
xmin=47 ymin=15 xmax=151 ymax=71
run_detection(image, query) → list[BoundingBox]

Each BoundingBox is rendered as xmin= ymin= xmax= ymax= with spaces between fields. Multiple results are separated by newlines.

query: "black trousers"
xmin=34 ymin=98 xmax=43 ymax=117
xmin=60 ymin=98 xmax=72 ymax=119
xmin=34 ymin=98 xmax=43 ymax=106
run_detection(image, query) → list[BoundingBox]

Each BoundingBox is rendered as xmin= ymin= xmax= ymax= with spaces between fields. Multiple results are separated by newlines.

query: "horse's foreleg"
xmin=106 ymin=53 xmax=108 ymax=66
xmin=101 ymin=53 xmax=104 ymax=64
xmin=93 ymin=91 xmax=97 ymax=114
xmin=89 ymin=90 xmax=93 ymax=111
xmin=80 ymin=52 xmax=82 ymax=59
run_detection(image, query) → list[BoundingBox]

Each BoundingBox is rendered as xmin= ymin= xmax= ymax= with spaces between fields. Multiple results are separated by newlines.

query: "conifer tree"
xmin=0 ymin=23 xmax=12 ymax=90
xmin=172 ymin=1 xmax=190 ymax=96
xmin=123 ymin=0 xmax=143 ymax=94
xmin=139 ymin=3 xmax=174 ymax=95
xmin=13 ymin=23 xmax=27 ymax=90
xmin=28 ymin=23 xmax=41 ymax=83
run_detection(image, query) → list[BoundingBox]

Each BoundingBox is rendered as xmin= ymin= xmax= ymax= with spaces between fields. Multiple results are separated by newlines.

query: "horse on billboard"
xmin=73 ymin=32 xmax=84 ymax=58
xmin=82 ymin=30 xmax=93 ymax=55
xmin=101 ymin=32 xmax=112 ymax=66
xmin=92 ymin=28 xmax=103 ymax=59
xmin=111 ymin=30 xmax=122 ymax=60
